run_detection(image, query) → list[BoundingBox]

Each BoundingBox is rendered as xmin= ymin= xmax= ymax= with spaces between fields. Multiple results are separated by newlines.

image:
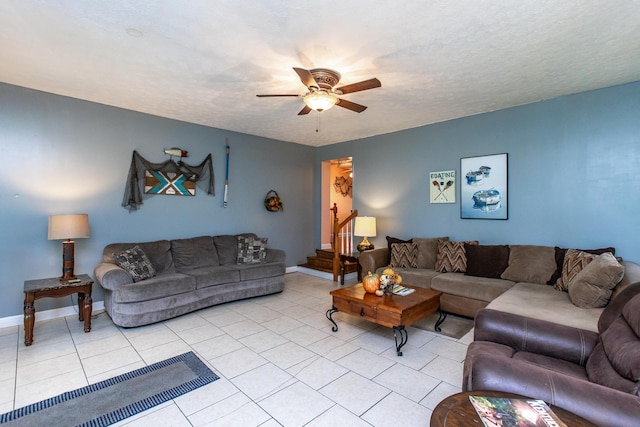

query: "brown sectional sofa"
xmin=463 ymin=284 xmax=640 ymax=426
xmin=359 ymin=237 xmax=640 ymax=332
xmin=361 ymin=236 xmax=640 ymax=425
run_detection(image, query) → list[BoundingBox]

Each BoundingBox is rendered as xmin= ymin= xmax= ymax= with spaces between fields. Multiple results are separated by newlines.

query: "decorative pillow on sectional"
xmin=435 ymin=240 xmax=478 ymax=273
xmin=464 ymin=244 xmax=510 ymax=279
xmin=500 ymin=245 xmax=557 ymax=285
xmin=386 ymin=236 xmax=412 ymax=265
xmin=548 ymin=246 xmax=616 ymax=286
xmin=414 ymin=237 xmax=449 ymax=269
xmin=237 ymin=236 xmax=268 ymax=264
xmin=554 ymin=249 xmax=597 ymax=291
xmin=390 ymin=243 xmax=418 ymax=268
xmin=113 ymin=245 xmax=156 ymax=282
xmin=568 ymin=252 xmax=625 ymax=308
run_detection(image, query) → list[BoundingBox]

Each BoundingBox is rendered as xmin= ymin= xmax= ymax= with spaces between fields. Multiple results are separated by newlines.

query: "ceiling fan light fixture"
xmin=303 ymin=90 xmax=338 ymax=112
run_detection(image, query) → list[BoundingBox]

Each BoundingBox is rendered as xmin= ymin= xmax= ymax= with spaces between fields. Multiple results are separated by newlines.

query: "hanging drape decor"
xmin=122 ymin=151 xmax=214 ymax=211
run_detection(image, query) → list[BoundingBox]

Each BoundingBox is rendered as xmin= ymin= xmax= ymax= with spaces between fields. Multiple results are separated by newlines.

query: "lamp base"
xmin=357 ymin=237 xmax=374 ymax=252
xmin=60 ymin=272 xmax=77 ymax=281
xmin=60 ymin=240 xmax=76 ymax=281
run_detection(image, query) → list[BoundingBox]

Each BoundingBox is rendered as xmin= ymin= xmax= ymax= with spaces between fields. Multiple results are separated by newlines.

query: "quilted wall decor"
xmin=144 ymin=170 xmax=196 ymax=196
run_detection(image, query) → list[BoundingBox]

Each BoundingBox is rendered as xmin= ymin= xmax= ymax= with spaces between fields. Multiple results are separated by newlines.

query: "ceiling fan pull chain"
xmin=316 ymin=111 xmax=320 ymax=133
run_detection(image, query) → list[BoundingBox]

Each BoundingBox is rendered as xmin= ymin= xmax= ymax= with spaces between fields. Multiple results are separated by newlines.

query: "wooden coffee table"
xmin=326 ymin=283 xmax=441 ymax=356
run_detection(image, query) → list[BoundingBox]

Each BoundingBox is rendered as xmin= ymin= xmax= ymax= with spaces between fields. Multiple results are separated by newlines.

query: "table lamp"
xmin=48 ymin=214 xmax=90 ymax=281
xmin=354 ymin=216 xmax=376 ymax=252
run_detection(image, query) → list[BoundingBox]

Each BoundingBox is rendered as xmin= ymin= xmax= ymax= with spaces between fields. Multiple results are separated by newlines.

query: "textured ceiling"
xmin=1 ymin=1 xmax=639 ymax=147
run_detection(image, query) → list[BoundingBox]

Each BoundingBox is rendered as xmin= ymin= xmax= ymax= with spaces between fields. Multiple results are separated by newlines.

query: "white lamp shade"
xmin=48 ymin=214 xmax=90 ymax=240
xmin=354 ymin=216 xmax=376 ymax=237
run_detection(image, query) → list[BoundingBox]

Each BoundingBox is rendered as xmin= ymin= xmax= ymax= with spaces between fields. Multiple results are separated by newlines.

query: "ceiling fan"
xmin=256 ymin=67 xmax=381 ymax=115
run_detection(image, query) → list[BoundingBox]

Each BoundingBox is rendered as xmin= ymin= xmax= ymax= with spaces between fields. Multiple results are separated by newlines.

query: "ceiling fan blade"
xmin=298 ymin=105 xmax=312 ymax=115
xmin=336 ymin=98 xmax=367 ymax=113
xmin=293 ymin=67 xmax=318 ymax=89
xmin=335 ymin=78 xmax=381 ymax=94
xmin=256 ymin=94 xmax=299 ymax=97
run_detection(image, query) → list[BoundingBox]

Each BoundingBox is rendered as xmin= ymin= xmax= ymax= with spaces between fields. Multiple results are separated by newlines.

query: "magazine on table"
xmin=469 ymin=396 xmax=567 ymax=427
xmin=391 ymin=285 xmax=414 ymax=296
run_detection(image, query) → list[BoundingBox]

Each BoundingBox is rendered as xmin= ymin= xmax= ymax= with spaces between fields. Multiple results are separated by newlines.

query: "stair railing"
xmin=330 ymin=203 xmax=358 ymax=282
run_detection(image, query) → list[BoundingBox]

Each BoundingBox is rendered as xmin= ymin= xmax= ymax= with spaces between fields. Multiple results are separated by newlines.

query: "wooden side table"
xmin=430 ymin=390 xmax=596 ymax=426
xmin=23 ymin=274 xmax=93 ymax=346
xmin=339 ymin=252 xmax=361 ymax=286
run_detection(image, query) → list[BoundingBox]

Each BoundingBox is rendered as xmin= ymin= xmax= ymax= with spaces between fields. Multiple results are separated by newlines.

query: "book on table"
xmin=469 ymin=396 xmax=567 ymax=427
xmin=391 ymin=285 xmax=415 ymax=296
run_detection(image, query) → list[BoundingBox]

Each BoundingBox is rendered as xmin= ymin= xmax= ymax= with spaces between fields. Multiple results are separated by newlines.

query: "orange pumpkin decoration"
xmin=362 ymin=271 xmax=380 ymax=294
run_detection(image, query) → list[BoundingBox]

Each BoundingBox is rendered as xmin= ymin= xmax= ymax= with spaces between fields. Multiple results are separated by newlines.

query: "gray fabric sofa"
xmin=359 ymin=237 xmax=640 ymax=332
xmin=94 ymin=233 xmax=286 ymax=327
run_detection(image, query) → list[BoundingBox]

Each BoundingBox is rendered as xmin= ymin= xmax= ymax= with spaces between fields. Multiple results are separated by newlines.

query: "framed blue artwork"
xmin=460 ymin=153 xmax=508 ymax=219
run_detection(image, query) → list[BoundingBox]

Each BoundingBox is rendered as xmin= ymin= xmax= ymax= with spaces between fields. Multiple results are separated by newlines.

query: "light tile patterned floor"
xmin=0 ymin=273 xmax=472 ymax=426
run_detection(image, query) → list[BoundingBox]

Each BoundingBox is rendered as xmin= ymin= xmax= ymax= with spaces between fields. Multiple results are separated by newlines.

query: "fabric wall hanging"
xmin=122 ymin=151 xmax=214 ymax=211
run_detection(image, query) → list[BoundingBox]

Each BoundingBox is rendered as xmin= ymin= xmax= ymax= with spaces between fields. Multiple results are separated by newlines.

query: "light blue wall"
xmin=2 ymin=81 xmax=639 ymax=320
xmin=0 ymin=83 xmax=315 ymax=318
xmin=317 ymin=82 xmax=640 ymax=262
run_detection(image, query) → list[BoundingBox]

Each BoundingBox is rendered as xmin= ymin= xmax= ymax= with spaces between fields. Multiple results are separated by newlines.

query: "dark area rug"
xmin=0 ymin=351 xmax=218 ymax=427
xmin=412 ymin=311 xmax=475 ymax=339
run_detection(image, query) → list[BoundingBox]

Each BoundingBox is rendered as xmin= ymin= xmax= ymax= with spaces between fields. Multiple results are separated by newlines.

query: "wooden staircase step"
xmin=298 ymin=262 xmax=358 ymax=275
xmin=304 ymin=256 xmax=334 ymax=270
xmin=299 ymin=252 xmax=359 ymax=276
xmin=314 ymin=249 xmax=335 ymax=259
xmin=298 ymin=263 xmax=333 ymax=274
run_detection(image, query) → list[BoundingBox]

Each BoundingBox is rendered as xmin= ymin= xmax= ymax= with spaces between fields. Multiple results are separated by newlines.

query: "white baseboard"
xmin=0 ymin=301 xmax=105 ymax=329
xmin=0 ymin=268 xmax=343 ymax=328
xmin=295 ymin=266 xmax=357 ymax=281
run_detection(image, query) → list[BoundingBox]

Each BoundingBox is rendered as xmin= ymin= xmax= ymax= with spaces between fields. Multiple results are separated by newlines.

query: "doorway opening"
xmin=321 ymin=157 xmax=353 ymax=249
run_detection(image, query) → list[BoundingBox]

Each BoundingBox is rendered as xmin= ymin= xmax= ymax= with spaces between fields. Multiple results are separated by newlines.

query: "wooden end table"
xmin=23 ymin=274 xmax=93 ymax=346
xmin=326 ymin=283 xmax=441 ymax=355
xmin=339 ymin=252 xmax=361 ymax=286
xmin=431 ymin=390 xmax=597 ymax=426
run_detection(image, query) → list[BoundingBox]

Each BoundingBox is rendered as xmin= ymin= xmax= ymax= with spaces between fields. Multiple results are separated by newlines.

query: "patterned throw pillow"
xmin=548 ymin=246 xmax=616 ymax=285
xmin=385 ymin=236 xmax=412 ymax=265
xmin=237 ymin=236 xmax=268 ymax=264
xmin=435 ymin=240 xmax=478 ymax=273
xmin=113 ymin=245 xmax=156 ymax=282
xmin=390 ymin=243 xmax=418 ymax=268
xmin=554 ymin=249 xmax=596 ymax=291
